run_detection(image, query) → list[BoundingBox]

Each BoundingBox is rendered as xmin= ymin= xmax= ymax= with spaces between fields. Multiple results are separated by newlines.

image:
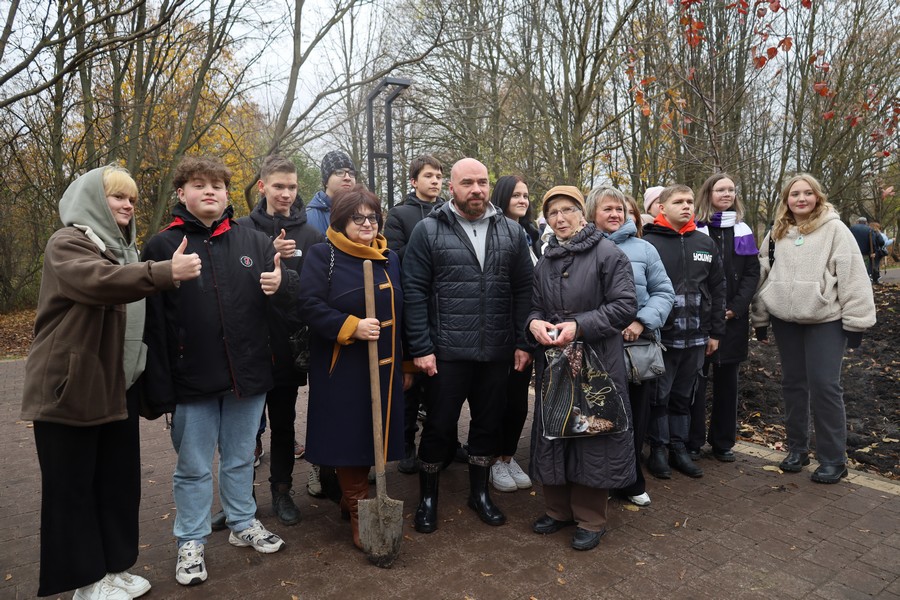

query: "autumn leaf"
xmin=779 ymin=36 xmax=793 ymax=51
xmin=813 ymin=82 xmax=830 ymax=96
xmin=557 ymin=563 xmax=565 ymax=572
xmin=753 ymin=56 xmax=768 ymax=69
xmin=762 ymin=465 xmax=783 ymax=473
xmin=823 ymin=110 xmax=835 ymax=120
xmin=801 ymin=0 xmax=812 ymax=7
xmin=623 ymin=504 xmax=639 ymax=511
xmin=766 ymin=47 xmax=778 ymax=59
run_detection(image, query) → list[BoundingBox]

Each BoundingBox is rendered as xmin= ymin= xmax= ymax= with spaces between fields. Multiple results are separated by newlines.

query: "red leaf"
xmin=640 ymin=76 xmax=657 ymax=86
xmin=642 ymin=106 xmax=652 ymax=117
xmin=882 ymin=151 xmax=891 ymax=157
xmin=813 ymin=82 xmax=829 ymax=96
xmin=801 ymin=0 xmax=811 ymax=7
xmin=846 ymin=115 xmax=860 ymax=127
xmin=769 ymin=0 xmax=781 ymax=11
xmin=779 ymin=36 xmax=793 ymax=51
xmin=822 ymin=110 xmax=835 ymax=120
xmin=757 ymin=7 xmax=767 ymax=18
xmin=767 ymin=47 xmax=778 ymax=59
xmin=687 ymin=67 xmax=696 ymax=80
xmin=753 ymin=56 xmax=768 ymax=69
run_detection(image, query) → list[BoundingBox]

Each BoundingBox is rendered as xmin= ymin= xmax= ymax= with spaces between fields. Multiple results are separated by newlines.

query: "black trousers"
xmin=689 ymin=361 xmax=740 ymax=452
xmin=620 ymin=378 xmax=654 ymax=496
xmin=418 ymin=360 xmax=508 ymax=462
xmin=33 ymin=391 xmax=141 ymax=596
xmin=403 ymin=374 xmax=429 ymax=447
xmin=265 ymin=384 xmax=299 ymax=486
xmin=499 ymin=364 xmax=532 ymax=457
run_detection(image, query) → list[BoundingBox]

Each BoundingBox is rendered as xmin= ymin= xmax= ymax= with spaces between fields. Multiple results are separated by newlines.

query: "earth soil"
xmin=2 ymin=284 xmax=897 ymax=479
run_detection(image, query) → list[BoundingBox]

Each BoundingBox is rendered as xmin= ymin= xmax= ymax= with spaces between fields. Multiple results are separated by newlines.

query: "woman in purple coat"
xmin=298 ymin=185 xmax=405 ymax=550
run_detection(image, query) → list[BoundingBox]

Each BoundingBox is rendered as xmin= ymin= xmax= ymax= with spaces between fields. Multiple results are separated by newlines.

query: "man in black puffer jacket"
xmin=235 ymin=155 xmax=323 ymax=525
xmin=402 ymin=157 xmax=534 ymax=534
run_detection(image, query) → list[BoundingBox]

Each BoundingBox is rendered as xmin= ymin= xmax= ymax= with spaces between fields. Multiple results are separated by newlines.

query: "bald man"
xmin=402 ymin=158 xmax=534 ymax=533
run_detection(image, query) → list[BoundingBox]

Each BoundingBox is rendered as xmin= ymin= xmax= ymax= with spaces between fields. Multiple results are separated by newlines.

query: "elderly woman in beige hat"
xmin=526 ymin=185 xmax=638 ymax=551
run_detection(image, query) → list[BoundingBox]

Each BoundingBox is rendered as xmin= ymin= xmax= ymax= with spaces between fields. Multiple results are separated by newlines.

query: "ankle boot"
xmin=271 ymin=483 xmax=301 ymax=526
xmin=646 ymin=446 xmax=671 ymax=479
xmin=414 ymin=462 xmax=441 ymax=533
xmin=467 ymin=458 xmax=506 ymax=526
xmin=335 ymin=467 xmax=370 ymax=549
xmin=669 ymin=446 xmax=704 ymax=478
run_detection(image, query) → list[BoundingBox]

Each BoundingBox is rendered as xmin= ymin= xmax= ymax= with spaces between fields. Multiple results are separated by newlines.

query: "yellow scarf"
xmin=326 ymin=227 xmax=389 ymax=260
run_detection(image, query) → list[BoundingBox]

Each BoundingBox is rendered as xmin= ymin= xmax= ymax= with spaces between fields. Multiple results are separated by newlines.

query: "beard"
xmin=453 ymin=194 xmax=487 ymax=219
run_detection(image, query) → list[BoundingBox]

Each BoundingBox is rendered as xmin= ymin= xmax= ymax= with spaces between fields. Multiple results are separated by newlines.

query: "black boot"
xmin=272 ymin=483 xmax=301 ymax=526
xmin=670 ymin=446 xmax=704 ymax=478
xmin=646 ymin=446 xmax=671 ymax=479
xmin=467 ymin=458 xmax=506 ymax=526
xmin=398 ymin=442 xmax=419 ymax=474
xmin=414 ymin=462 xmax=441 ymax=533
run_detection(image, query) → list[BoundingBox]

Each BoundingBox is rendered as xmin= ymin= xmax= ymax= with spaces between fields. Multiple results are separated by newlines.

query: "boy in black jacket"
xmin=642 ymin=185 xmax=726 ymax=479
xmin=235 ymin=155 xmax=323 ymax=522
xmin=143 ymin=156 xmax=297 ymax=586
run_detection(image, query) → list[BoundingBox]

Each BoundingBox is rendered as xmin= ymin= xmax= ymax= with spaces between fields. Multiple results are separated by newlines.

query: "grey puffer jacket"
xmin=527 ymin=224 xmax=638 ymax=489
xmin=402 ymin=201 xmax=533 ymax=362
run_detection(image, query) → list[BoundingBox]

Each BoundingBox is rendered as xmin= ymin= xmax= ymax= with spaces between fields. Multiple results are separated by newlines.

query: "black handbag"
xmin=540 ymin=340 xmax=629 ymax=439
xmin=623 ymin=330 xmax=666 ymax=384
xmin=288 ymin=325 xmax=311 ymax=374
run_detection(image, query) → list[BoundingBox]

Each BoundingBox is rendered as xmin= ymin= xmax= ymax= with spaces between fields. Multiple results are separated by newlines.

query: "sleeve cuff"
xmin=337 ymin=316 xmax=359 ymax=345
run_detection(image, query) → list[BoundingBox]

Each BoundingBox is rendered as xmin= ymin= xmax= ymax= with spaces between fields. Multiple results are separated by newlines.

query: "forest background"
xmin=0 ymin=0 xmax=897 ymax=311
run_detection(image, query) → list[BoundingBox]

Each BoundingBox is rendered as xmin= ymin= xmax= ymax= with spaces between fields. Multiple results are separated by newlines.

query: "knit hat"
xmin=541 ymin=185 xmax=585 ymax=217
xmin=320 ymin=150 xmax=356 ymax=186
xmin=643 ymin=186 xmax=665 ymax=212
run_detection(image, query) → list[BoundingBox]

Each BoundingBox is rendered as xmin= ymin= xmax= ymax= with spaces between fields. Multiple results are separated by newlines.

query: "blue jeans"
xmin=170 ymin=392 xmax=266 ymax=545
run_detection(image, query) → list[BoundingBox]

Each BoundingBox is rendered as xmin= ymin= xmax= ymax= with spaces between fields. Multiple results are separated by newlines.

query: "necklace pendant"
xmin=795 ymin=234 xmax=804 ymax=246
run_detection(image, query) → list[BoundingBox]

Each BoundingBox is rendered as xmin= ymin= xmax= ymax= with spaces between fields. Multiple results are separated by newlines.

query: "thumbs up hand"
xmin=273 ymin=229 xmax=296 ymax=260
xmin=171 ymin=236 xmax=202 ymax=282
xmin=260 ymin=253 xmax=282 ymax=295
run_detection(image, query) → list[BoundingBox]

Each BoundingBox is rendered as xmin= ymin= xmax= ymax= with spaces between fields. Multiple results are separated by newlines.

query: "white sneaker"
xmin=229 ymin=518 xmax=285 ymax=554
xmin=490 ymin=461 xmax=518 ymax=492
xmin=73 ymin=578 xmax=130 ymax=600
xmin=307 ymin=464 xmax=324 ymax=497
xmin=175 ymin=540 xmax=207 ymax=586
xmin=628 ymin=492 xmax=651 ymax=507
xmin=506 ymin=457 xmax=533 ymax=489
xmin=106 ymin=571 xmax=151 ymax=597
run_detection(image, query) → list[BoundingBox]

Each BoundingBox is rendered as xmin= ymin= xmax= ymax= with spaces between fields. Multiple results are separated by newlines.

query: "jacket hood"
xmin=604 ymin=219 xmax=637 ymax=245
xmin=59 ymin=166 xmax=137 ymax=258
xmin=795 ymin=206 xmax=840 ymax=234
xmin=171 ymin=201 xmax=234 ymax=231
xmin=308 ymin=190 xmax=331 ymax=211
xmin=249 ymin=196 xmax=309 ymax=229
xmin=402 ymin=191 xmax=441 ymax=209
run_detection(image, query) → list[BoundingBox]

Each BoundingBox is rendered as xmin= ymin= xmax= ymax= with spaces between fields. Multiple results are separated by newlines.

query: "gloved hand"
xmin=755 ymin=327 xmax=768 ymax=342
xmin=844 ymin=330 xmax=862 ymax=349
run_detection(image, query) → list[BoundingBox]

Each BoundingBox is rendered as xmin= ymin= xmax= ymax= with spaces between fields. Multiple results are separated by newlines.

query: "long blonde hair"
xmin=772 ymin=173 xmax=833 ymax=241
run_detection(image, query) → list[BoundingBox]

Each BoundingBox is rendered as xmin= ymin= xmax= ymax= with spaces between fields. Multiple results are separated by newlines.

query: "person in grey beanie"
xmin=307 ymin=150 xmax=357 ymax=234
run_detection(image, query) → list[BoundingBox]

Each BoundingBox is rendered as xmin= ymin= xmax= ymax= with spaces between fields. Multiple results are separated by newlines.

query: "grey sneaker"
xmin=229 ymin=518 xmax=285 ymax=553
xmin=307 ymin=464 xmax=324 ymax=497
xmin=490 ymin=461 xmax=517 ymax=492
xmin=175 ymin=540 xmax=207 ymax=586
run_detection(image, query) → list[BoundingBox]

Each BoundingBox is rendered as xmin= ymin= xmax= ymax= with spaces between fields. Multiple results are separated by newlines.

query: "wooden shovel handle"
xmin=363 ymin=260 xmax=387 ymax=496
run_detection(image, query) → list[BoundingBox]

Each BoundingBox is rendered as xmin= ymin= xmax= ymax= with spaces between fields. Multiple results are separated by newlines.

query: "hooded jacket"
xmin=236 ymin=198 xmax=324 ymax=385
xmin=643 ymin=221 xmax=727 ymax=349
xmin=383 ymin=191 xmax=442 ymax=261
xmin=752 ymin=210 xmax=875 ymax=331
xmin=402 ymin=200 xmax=534 ymax=362
xmin=22 ymin=167 xmax=176 ymax=425
xmin=306 ymin=190 xmax=332 ymax=235
xmin=603 ymin=219 xmax=674 ymax=333
xmin=141 ymin=202 xmax=299 ymax=415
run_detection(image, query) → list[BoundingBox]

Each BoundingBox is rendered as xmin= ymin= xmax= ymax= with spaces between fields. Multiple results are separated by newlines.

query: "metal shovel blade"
xmin=358 ymin=483 xmax=403 ymax=568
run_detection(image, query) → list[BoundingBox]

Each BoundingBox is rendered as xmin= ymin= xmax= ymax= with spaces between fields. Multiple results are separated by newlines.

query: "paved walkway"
xmin=1 ymin=358 xmax=898 ymax=599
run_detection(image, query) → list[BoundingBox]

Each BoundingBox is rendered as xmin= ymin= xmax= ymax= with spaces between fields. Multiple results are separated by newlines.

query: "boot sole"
xmin=811 ymin=468 xmax=848 ymax=484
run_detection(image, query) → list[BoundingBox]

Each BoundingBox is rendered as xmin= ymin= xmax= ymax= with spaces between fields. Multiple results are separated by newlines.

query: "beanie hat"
xmin=643 ymin=186 xmax=665 ymax=212
xmin=320 ymin=150 xmax=356 ymax=186
xmin=541 ymin=185 xmax=585 ymax=217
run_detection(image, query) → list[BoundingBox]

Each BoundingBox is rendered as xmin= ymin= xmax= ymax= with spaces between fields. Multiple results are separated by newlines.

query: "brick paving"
xmin=1 ymin=358 xmax=898 ymax=600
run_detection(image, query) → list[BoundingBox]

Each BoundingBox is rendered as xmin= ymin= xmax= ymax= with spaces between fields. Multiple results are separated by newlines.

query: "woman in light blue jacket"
xmin=587 ymin=186 xmax=675 ymax=507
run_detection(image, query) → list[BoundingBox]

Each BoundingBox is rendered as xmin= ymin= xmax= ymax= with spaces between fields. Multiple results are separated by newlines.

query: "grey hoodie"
xmin=59 ymin=166 xmax=146 ymax=388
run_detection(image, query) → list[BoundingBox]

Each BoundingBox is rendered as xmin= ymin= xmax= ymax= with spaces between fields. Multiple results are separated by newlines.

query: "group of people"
xmin=22 ymin=149 xmax=877 ymax=599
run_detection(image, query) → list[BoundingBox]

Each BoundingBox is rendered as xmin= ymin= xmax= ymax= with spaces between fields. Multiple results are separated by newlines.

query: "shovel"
xmin=357 ymin=259 xmax=404 ymax=568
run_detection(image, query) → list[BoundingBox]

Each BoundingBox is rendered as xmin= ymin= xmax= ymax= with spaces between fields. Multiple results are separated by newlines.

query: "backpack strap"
xmin=768 ymin=234 xmax=775 ymax=267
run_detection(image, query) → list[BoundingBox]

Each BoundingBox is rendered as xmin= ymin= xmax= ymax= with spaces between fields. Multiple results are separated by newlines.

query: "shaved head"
xmin=449 ymin=158 xmax=490 ymax=220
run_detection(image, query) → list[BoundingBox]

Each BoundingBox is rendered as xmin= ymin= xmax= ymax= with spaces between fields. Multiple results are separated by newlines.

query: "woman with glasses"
xmin=298 ymin=184 xmax=407 ymax=549
xmin=527 ymin=186 xmax=637 ymax=551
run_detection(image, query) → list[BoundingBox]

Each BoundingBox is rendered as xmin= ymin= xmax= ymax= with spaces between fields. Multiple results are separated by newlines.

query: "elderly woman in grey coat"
xmin=527 ymin=185 xmax=638 ymax=551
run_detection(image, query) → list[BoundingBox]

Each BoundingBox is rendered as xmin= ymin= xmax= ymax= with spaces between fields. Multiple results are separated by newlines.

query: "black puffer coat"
xmin=527 ymin=225 xmax=638 ymax=489
xmin=703 ymin=225 xmax=759 ymax=364
xmin=236 ymin=198 xmax=324 ymax=385
xmin=402 ymin=201 xmax=533 ymax=362
xmin=383 ymin=192 xmax=442 ymax=261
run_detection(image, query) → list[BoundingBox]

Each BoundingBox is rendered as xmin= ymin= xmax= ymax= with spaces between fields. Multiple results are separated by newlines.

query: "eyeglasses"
xmin=333 ymin=168 xmax=356 ymax=178
xmin=350 ymin=213 xmax=378 ymax=226
xmin=546 ymin=205 xmax=581 ymax=220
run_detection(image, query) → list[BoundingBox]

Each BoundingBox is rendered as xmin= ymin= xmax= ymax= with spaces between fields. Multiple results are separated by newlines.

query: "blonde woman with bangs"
xmin=751 ymin=173 xmax=875 ymax=484
xmin=21 ymin=165 xmax=201 ymax=598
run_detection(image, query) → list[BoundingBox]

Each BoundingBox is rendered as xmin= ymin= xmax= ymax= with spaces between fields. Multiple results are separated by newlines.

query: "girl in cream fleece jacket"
xmin=751 ymin=173 xmax=875 ymax=484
